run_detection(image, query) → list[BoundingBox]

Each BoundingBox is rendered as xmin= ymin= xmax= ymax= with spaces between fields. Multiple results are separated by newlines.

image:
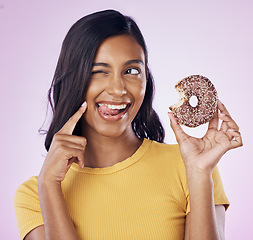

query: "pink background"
xmin=1 ymin=0 xmax=252 ymax=239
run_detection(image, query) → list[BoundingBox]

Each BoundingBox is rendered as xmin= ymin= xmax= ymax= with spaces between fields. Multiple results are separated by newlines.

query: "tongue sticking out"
xmin=98 ymin=105 xmax=122 ymax=116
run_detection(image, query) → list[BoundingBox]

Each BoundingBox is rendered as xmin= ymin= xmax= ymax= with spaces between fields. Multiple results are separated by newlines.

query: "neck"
xmin=82 ymin=127 xmax=142 ymax=168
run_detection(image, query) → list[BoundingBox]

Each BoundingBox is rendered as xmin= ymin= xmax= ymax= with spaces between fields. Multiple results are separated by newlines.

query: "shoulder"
xmin=143 ymin=139 xmax=189 ymax=202
xmin=15 ymin=176 xmax=38 ymax=194
xmin=14 ymin=176 xmax=39 ymax=207
xmin=146 ymin=139 xmax=182 ymax=162
xmin=143 ymin=139 xmax=185 ymax=172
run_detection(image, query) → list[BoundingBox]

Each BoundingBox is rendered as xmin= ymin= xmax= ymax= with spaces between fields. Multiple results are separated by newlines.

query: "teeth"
xmin=98 ymin=103 xmax=127 ymax=110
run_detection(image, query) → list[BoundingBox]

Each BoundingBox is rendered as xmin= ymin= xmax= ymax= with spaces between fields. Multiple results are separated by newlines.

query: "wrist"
xmin=38 ymin=167 xmax=63 ymax=184
xmin=185 ymin=164 xmax=213 ymax=178
xmin=38 ymin=174 xmax=62 ymax=191
xmin=185 ymin=166 xmax=214 ymax=188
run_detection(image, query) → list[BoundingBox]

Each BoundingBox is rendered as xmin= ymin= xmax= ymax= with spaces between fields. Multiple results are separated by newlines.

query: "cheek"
xmin=85 ymin=80 xmax=103 ymax=100
xmin=83 ymin=85 xmax=98 ymax=122
xmin=136 ymin=88 xmax=146 ymax=107
xmin=137 ymin=80 xmax=147 ymax=107
xmin=127 ymin=81 xmax=147 ymax=115
xmin=132 ymin=81 xmax=146 ymax=102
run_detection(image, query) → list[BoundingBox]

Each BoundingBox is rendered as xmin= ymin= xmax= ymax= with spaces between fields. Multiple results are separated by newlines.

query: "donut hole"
xmin=189 ymin=95 xmax=198 ymax=107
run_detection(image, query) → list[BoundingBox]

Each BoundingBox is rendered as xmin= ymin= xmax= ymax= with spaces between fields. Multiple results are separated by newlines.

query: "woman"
xmin=15 ymin=10 xmax=242 ymax=240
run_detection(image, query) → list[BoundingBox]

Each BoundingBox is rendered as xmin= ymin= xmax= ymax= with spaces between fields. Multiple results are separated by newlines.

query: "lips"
xmin=96 ymin=102 xmax=130 ymax=121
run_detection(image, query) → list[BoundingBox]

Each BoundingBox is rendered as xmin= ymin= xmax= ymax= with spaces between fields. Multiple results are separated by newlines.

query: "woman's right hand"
xmin=38 ymin=102 xmax=87 ymax=184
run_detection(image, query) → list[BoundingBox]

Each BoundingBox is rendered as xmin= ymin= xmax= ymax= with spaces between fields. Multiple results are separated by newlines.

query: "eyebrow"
xmin=92 ymin=62 xmax=110 ymax=67
xmin=92 ymin=59 xmax=144 ymax=67
xmin=125 ymin=59 xmax=144 ymax=65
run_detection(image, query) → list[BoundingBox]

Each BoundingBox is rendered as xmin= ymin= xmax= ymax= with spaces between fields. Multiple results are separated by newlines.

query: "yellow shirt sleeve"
xmin=212 ymin=166 xmax=230 ymax=209
xmin=185 ymin=166 xmax=230 ymax=214
xmin=14 ymin=176 xmax=43 ymax=240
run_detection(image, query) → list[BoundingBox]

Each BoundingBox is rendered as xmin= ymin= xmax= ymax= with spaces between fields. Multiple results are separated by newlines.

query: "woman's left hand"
xmin=168 ymin=100 xmax=243 ymax=174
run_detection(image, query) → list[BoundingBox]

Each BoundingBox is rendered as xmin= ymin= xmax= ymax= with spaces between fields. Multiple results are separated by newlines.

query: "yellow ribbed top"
xmin=14 ymin=139 xmax=229 ymax=239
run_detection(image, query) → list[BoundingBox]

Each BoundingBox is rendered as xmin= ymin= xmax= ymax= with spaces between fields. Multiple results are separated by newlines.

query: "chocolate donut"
xmin=169 ymin=75 xmax=218 ymax=127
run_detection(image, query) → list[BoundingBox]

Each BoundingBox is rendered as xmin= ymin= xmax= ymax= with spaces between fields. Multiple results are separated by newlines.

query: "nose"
xmin=106 ymin=74 xmax=127 ymax=97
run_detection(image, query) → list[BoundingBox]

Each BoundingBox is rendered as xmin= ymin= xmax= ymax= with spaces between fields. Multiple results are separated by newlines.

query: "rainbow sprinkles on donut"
xmin=169 ymin=75 xmax=218 ymax=128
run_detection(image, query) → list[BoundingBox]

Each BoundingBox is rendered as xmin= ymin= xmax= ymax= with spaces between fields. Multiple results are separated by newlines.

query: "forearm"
xmin=38 ymin=178 xmax=79 ymax=240
xmin=186 ymin=168 xmax=222 ymax=240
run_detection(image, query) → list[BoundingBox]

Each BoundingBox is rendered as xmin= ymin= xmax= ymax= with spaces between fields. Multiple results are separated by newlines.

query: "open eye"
xmin=125 ymin=68 xmax=140 ymax=75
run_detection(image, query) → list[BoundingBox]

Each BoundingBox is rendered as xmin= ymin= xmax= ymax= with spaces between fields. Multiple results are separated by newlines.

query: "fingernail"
xmin=168 ymin=112 xmax=172 ymax=121
xmin=219 ymin=113 xmax=226 ymax=116
xmin=168 ymin=112 xmax=177 ymax=124
xmin=81 ymin=101 xmax=87 ymax=107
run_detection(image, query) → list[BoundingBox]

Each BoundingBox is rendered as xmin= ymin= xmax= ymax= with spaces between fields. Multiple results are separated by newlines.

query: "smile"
xmin=96 ymin=102 xmax=130 ymax=121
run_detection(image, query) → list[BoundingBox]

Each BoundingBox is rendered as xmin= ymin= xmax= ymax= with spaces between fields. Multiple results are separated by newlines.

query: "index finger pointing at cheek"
xmin=58 ymin=101 xmax=87 ymax=135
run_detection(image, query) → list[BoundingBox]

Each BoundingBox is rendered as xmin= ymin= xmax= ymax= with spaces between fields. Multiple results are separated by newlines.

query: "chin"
xmin=95 ymin=124 xmax=132 ymax=138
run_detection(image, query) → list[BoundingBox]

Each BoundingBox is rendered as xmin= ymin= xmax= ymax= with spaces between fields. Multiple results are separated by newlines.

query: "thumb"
xmin=168 ymin=112 xmax=189 ymax=144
